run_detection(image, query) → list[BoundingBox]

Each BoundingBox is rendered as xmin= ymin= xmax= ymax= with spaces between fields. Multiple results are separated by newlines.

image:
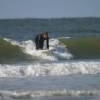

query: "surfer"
xmin=35 ymin=32 xmax=49 ymax=50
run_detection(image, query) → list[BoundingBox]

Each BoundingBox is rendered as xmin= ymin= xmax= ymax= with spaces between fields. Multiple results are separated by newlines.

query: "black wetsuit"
xmin=35 ymin=34 xmax=49 ymax=50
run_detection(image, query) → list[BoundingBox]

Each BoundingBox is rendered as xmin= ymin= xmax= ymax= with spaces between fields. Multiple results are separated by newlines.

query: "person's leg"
xmin=36 ymin=45 xmax=38 ymax=49
xmin=39 ymin=42 xmax=43 ymax=50
xmin=35 ymin=42 xmax=39 ymax=50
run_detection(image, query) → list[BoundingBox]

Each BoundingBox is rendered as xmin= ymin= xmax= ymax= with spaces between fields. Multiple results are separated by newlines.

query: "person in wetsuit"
xmin=35 ymin=32 xmax=49 ymax=50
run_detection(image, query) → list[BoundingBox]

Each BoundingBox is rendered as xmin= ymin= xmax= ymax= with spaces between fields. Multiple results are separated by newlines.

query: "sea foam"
xmin=0 ymin=61 xmax=100 ymax=77
xmin=0 ymin=89 xmax=99 ymax=99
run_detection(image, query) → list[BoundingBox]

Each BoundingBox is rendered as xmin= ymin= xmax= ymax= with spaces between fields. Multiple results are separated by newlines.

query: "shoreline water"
xmin=0 ymin=74 xmax=100 ymax=100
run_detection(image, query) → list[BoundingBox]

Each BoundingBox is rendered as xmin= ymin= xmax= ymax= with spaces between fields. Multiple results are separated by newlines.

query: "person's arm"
xmin=47 ymin=37 xmax=49 ymax=49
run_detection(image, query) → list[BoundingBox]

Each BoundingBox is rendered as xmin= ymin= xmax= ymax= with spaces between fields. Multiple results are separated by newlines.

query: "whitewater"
xmin=0 ymin=38 xmax=99 ymax=77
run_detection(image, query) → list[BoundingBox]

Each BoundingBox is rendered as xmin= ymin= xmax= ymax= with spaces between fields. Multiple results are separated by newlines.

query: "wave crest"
xmin=0 ymin=61 xmax=100 ymax=77
xmin=4 ymin=38 xmax=73 ymax=61
xmin=0 ymin=89 xmax=99 ymax=99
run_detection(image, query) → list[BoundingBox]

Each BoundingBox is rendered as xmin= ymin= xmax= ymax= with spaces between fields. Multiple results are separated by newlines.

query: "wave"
xmin=0 ymin=61 xmax=100 ymax=77
xmin=0 ymin=89 xmax=99 ymax=99
xmin=0 ymin=38 xmax=100 ymax=77
xmin=60 ymin=37 xmax=100 ymax=59
xmin=0 ymin=38 xmax=33 ymax=63
xmin=3 ymin=37 xmax=100 ymax=62
xmin=4 ymin=38 xmax=73 ymax=61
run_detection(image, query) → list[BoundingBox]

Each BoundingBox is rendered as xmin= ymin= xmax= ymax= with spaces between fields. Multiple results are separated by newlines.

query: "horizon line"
xmin=0 ymin=16 xmax=100 ymax=20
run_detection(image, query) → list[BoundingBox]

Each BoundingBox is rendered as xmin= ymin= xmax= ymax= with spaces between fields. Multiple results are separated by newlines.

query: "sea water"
xmin=0 ymin=18 xmax=100 ymax=100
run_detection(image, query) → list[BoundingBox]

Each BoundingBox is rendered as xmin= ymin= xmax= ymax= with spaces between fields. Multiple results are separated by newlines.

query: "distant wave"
xmin=0 ymin=89 xmax=99 ymax=99
xmin=0 ymin=61 xmax=100 ymax=77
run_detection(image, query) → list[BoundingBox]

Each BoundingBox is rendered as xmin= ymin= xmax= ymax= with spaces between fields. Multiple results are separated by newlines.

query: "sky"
xmin=0 ymin=0 xmax=100 ymax=19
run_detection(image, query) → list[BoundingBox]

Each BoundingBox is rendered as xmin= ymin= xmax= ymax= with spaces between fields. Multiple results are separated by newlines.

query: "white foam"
xmin=4 ymin=38 xmax=73 ymax=61
xmin=0 ymin=61 xmax=100 ymax=77
xmin=0 ymin=89 xmax=99 ymax=98
xmin=2 ymin=38 xmax=100 ymax=77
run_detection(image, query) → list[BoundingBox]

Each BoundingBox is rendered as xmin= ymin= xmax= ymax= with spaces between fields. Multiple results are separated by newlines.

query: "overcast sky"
xmin=0 ymin=0 xmax=100 ymax=19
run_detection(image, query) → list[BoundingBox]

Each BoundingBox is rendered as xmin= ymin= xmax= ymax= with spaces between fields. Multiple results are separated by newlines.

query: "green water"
xmin=0 ymin=38 xmax=31 ymax=63
xmin=60 ymin=37 xmax=100 ymax=59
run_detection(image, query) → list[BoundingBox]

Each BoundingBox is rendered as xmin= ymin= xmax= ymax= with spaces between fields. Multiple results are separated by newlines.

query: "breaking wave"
xmin=0 ymin=38 xmax=100 ymax=77
xmin=4 ymin=38 xmax=73 ymax=61
xmin=0 ymin=89 xmax=99 ymax=99
xmin=0 ymin=61 xmax=100 ymax=77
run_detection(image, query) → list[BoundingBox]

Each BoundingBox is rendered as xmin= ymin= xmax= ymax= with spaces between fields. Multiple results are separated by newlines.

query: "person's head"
xmin=42 ymin=32 xmax=48 ymax=39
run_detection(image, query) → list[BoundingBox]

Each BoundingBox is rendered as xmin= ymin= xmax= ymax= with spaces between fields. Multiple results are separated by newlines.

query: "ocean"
xmin=0 ymin=18 xmax=100 ymax=100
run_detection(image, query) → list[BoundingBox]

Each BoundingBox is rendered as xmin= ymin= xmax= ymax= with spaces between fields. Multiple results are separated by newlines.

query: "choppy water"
xmin=0 ymin=18 xmax=100 ymax=40
xmin=0 ymin=18 xmax=100 ymax=100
